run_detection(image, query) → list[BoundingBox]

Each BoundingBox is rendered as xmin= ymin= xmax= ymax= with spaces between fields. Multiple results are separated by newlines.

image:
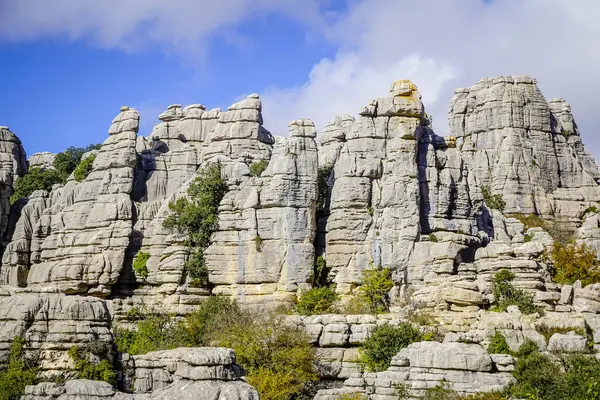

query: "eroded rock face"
xmin=25 ymin=107 xmax=139 ymax=296
xmin=449 ymin=76 xmax=600 ymax=218
xmin=315 ymin=341 xmax=514 ymax=399
xmin=23 ymin=348 xmax=260 ymax=400
xmin=28 ymin=152 xmax=56 ymax=170
xmin=0 ymin=291 xmax=112 ymax=374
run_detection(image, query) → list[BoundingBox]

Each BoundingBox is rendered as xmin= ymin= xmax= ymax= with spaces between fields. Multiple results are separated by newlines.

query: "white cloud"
xmin=261 ymin=53 xmax=456 ymax=136
xmin=260 ymin=0 xmax=600 ymax=155
xmin=0 ymin=0 xmax=325 ymax=57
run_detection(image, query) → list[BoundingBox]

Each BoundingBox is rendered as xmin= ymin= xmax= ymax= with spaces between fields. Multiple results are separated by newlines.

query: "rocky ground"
xmin=0 ymin=75 xmax=599 ymax=399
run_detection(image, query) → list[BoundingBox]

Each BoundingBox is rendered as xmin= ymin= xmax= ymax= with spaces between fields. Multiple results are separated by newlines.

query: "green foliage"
xmin=428 ymin=233 xmax=438 ymax=242
xmin=491 ymin=269 xmax=543 ymax=315
xmin=583 ymin=205 xmax=599 ymax=216
xmin=535 ymin=323 xmax=586 ymax=343
xmin=507 ymin=339 xmax=600 ymax=400
xmin=10 ymin=167 xmax=62 ymax=204
xmin=249 ymin=159 xmax=268 ymax=177
xmin=114 ymin=313 xmax=189 ymax=355
xmin=367 ymin=206 xmax=374 ymax=216
xmin=424 ymin=382 xmax=507 ymax=400
xmin=548 ymin=242 xmax=600 ymax=286
xmin=359 ymin=322 xmax=422 ymax=372
xmin=211 ymin=313 xmax=316 ymax=400
xmin=295 ymin=286 xmax=340 ymax=316
xmin=114 ymin=296 xmax=316 ymax=400
xmin=560 ymin=128 xmax=573 ymax=138
xmin=0 ymin=337 xmax=37 ymax=400
xmin=524 ymin=233 xmax=534 ymax=242
xmin=186 ymin=296 xmax=242 ymax=346
xmin=313 ymin=255 xmax=329 ymax=287
xmin=317 ymin=164 xmax=333 ymax=209
xmin=487 ymin=332 xmax=511 ymax=355
xmin=255 ymin=235 xmax=263 ymax=252
xmin=68 ymin=347 xmax=115 ymax=385
xmin=132 ymin=251 xmax=150 ymax=279
xmin=507 ymin=213 xmax=546 ymax=230
xmin=73 ymin=154 xmax=96 ymax=182
xmin=480 ymin=185 xmax=506 ymax=212
xmin=163 ymin=164 xmax=227 ymax=286
xmin=53 ymin=144 xmax=101 ymax=182
xmin=359 ymin=265 xmax=395 ymax=313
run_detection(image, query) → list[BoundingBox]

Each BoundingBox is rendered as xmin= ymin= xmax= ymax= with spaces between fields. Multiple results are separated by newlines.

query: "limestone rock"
xmin=28 ymin=152 xmax=56 ymax=170
xmin=547 ymin=332 xmax=588 ymax=353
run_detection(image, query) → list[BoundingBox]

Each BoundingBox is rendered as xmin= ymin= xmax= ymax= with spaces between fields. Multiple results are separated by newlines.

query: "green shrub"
xmin=255 ymin=235 xmax=263 ymax=252
xmin=295 ymin=286 xmax=340 ymax=316
xmin=10 ymin=167 xmax=62 ymax=204
xmin=132 ymin=251 xmax=150 ymax=279
xmin=211 ymin=313 xmax=316 ymax=400
xmin=560 ymin=128 xmax=573 ymax=138
xmin=524 ymin=233 xmax=534 ymax=242
xmin=53 ymin=144 xmax=101 ymax=182
xmin=583 ymin=205 xmax=599 ymax=216
xmin=0 ymin=337 xmax=37 ymax=400
xmin=428 ymin=233 xmax=438 ymax=242
xmin=68 ymin=347 xmax=115 ymax=385
xmin=73 ymin=154 xmax=96 ymax=182
xmin=186 ymin=296 xmax=242 ymax=346
xmin=480 ymin=185 xmax=506 ymax=212
xmin=313 ymin=255 xmax=330 ymax=287
xmin=359 ymin=265 xmax=395 ymax=313
xmin=249 ymin=159 xmax=268 ymax=177
xmin=163 ymin=164 xmax=227 ymax=286
xmin=491 ymin=269 xmax=542 ymax=315
xmin=359 ymin=322 xmax=422 ymax=372
xmin=114 ymin=313 xmax=189 ymax=355
xmin=317 ymin=164 xmax=333 ymax=209
xmin=116 ymin=297 xmax=316 ymax=400
xmin=548 ymin=242 xmax=600 ymax=286
xmin=424 ymin=382 xmax=507 ymax=400
xmin=487 ymin=332 xmax=511 ymax=355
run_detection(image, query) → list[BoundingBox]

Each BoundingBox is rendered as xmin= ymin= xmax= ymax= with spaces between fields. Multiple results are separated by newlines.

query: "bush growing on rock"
xmin=507 ymin=339 xmax=600 ymax=400
xmin=73 ymin=154 xmax=96 ymax=182
xmin=358 ymin=265 xmax=395 ymax=313
xmin=491 ymin=269 xmax=542 ymax=315
xmin=0 ymin=336 xmax=37 ymax=400
xmin=53 ymin=144 xmax=101 ymax=182
xmin=163 ymin=163 xmax=227 ymax=286
xmin=487 ymin=332 xmax=511 ymax=355
xmin=132 ymin=251 xmax=150 ymax=279
xmin=10 ymin=167 xmax=62 ymax=204
xmin=480 ymin=185 xmax=506 ymax=212
xmin=68 ymin=346 xmax=115 ymax=385
xmin=359 ymin=322 xmax=422 ymax=372
xmin=249 ymin=159 xmax=268 ymax=177
xmin=548 ymin=242 xmax=600 ymax=286
xmin=294 ymin=286 xmax=340 ymax=316
xmin=114 ymin=296 xmax=316 ymax=400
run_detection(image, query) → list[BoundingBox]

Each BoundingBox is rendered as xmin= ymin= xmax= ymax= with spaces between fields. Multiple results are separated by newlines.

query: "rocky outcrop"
xmin=315 ymin=341 xmax=514 ymax=399
xmin=0 ymin=290 xmax=112 ymax=374
xmin=23 ymin=348 xmax=259 ymax=400
xmin=25 ymin=107 xmax=139 ymax=296
xmin=28 ymin=152 xmax=56 ymax=170
xmin=449 ymin=76 xmax=600 ymax=218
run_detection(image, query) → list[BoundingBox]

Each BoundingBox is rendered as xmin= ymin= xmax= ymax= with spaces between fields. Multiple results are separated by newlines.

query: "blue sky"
xmin=1 ymin=0 xmax=599 ymax=157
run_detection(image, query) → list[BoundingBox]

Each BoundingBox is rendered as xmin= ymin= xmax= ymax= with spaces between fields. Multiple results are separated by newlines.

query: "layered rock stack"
xmin=0 ymin=76 xmax=600 ymax=398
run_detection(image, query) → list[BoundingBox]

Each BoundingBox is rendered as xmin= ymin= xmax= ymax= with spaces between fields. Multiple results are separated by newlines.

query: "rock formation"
xmin=1 ymin=75 xmax=600 ymax=398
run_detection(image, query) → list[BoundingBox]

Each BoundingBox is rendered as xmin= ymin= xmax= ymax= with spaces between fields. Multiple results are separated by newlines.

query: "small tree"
xmin=10 ymin=167 xmax=62 ymax=204
xmin=249 ymin=159 xmax=269 ymax=177
xmin=491 ymin=269 xmax=542 ymax=315
xmin=295 ymin=286 xmax=340 ymax=316
xmin=549 ymin=242 xmax=600 ymax=286
xmin=132 ymin=251 xmax=150 ymax=279
xmin=163 ymin=164 xmax=227 ymax=286
xmin=53 ymin=144 xmax=101 ymax=182
xmin=73 ymin=154 xmax=96 ymax=182
xmin=359 ymin=265 xmax=395 ymax=313
xmin=359 ymin=323 xmax=422 ymax=372
xmin=480 ymin=185 xmax=506 ymax=212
